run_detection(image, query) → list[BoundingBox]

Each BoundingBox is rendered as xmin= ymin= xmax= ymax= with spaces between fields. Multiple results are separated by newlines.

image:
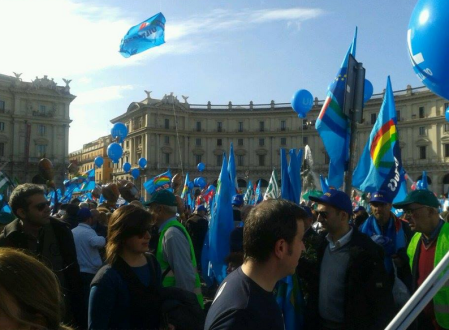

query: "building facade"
xmin=110 ymin=86 xmax=449 ymax=199
xmin=68 ymin=135 xmax=114 ymax=184
xmin=0 ymin=73 xmax=75 ymax=187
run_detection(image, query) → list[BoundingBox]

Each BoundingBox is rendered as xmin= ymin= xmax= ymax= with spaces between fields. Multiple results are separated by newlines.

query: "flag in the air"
xmin=119 ymin=12 xmax=166 ymax=58
xmin=264 ymin=168 xmax=280 ymax=200
xmin=181 ymin=173 xmax=189 ymax=199
xmin=288 ymin=149 xmax=303 ymax=204
xmin=315 ymin=27 xmax=357 ymax=189
xmin=255 ymin=180 xmax=263 ymax=204
xmin=352 ymin=76 xmax=403 ymax=199
xmin=243 ymin=180 xmax=254 ymax=205
xmin=320 ymin=175 xmax=330 ymax=193
xmin=228 ymin=142 xmax=238 ymax=194
xmin=143 ymin=169 xmax=172 ymax=195
xmin=0 ymin=171 xmax=16 ymax=193
xmin=281 ymin=149 xmax=295 ymax=203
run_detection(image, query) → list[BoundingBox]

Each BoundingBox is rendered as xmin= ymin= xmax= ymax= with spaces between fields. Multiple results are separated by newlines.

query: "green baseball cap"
xmin=392 ymin=190 xmax=440 ymax=209
xmin=144 ymin=189 xmax=177 ymax=207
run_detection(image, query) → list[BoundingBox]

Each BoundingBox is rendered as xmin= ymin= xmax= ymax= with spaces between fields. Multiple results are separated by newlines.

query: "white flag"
xmin=264 ymin=169 xmax=280 ymax=200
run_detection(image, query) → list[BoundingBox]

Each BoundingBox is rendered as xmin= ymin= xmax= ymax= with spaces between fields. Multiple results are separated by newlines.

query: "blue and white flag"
xmin=119 ymin=12 xmax=166 ymax=58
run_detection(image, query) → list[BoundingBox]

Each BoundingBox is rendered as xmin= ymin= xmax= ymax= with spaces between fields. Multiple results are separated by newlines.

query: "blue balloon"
xmin=363 ymin=79 xmax=374 ymax=103
xmin=193 ymin=178 xmax=199 ymax=187
xmin=445 ymin=108 xmax=449 ymax=122
xmin=131 ymin=168 xmax=140 ymax=179
xmin=188 ymin=181 xmax=194 ymax=190
xmin=111 ymin=122 xmax=128 ymax=143
xmin=107 ymin=143 xmax=123 ymax=163
xmin=94 ymin=156 xmax=104 ymax=168
xmin=197 ymin=162 xmax=205 ymax=172
xmin=416 ymin=180 xmax=424 ymax=190
xmin=138 ymin=157 xmax=147 ymax=169
xmin=197 ymin=177 xmax=206 ymax=189
xmin=408 ymin=0 xmax=449 ymax=100
xmin=123 ymin=162 xmax=131 ymax=173
xmin=291 ymin=89 xmax=313 ymax=117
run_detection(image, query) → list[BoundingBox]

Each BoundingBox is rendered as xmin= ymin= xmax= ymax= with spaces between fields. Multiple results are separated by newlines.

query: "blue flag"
xmin=119 ymin=12 xmax=166 ymax=58
xmin=421 ymin=171 xmax=429 ymax=190
xmin=288 ymin=149 xmax=303 ymax=204
xmin=316 ymin=28 xmax=357 ymax=189
xmin=320 ymin=175 xmax=330 ymax=193
xmin=228 ymin=142 xmax=237 ymax=194
xmin=281 ymin=149 xmax=295 ymax=202
xmin=255 ymin=180 xmax=263 ymax=204
xmin=352 ymin=76 xmax=403 ymax=199
xmin=243 ymin=180 xmax=254 ymax=205
xmin=143 ymin=170 xmax=172 ymax=195
xmin=208 ymin=153 xmax=234 ymax=284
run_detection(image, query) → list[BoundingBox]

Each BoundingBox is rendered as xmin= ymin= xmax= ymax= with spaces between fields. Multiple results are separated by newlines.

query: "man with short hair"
xmin=394 ymin=190 xmax=449 ymax=330
xmin=308 ymin=189 xmax=394 ymax=330
xmin=0 ymin=183 xmax=84 ymax=328
xmin=205 ymin=199 xmax=306 ymax=330
xmin=146 ymin=189 xmax=203 ymax=307
xmin=360 ymin=190 xmax=413 ymax=288
xmin=72 ymin=207 xmax=106 ymax=319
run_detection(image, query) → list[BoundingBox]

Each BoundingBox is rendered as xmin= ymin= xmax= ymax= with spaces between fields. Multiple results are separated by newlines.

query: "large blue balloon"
xmin=107 ymin=143 xmax=123 ymax=163
xmin=193 ymin=178 xmax=199 ymax=187
xmin=291 ymin=89 xmax=313 ymax=117
xmin=123 ymin=162 xmax=131 ymax=173
xmin=197 ymin=177 xmax=206 ymax=189
xmin=111 ymin=122 xmax=128 ymax=143
xmin=408 ymin=0 xmax=449 ymax=100
xmin=138 ymin=157 xmax=147 ymax=169
xmin=94 ymin=156 xmax=104 ymax=168
xmin=363 ymin=79 xmax=374 ymax=103
xmin=131 ymin=168 xmax=140 ymax=179
xmin=197 ymin=162 xmax=205 ymax=172
xmin=188 ymin=181 xmax=194 ymax=190
xmin=445 ymin=107 xmax=449 ymax=122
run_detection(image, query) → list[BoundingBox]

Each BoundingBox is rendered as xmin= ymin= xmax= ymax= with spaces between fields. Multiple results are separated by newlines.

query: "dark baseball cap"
xmin=309 ymin=189 xmax=353 ymax=215
xmin=393 ymin=190 xmax=440 ymax=209
xmin=77 ymin=208 xmax=92 ymax=221
xmin=370 ymin=190 xmax=393 ymax=204
xmin=144 ymin=189 xmax=177 ymax=207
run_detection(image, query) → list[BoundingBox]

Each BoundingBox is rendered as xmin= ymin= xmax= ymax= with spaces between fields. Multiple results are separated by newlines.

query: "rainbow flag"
xmin=352 ymin=76 xmax=403 ymax=198
xmin=181 ymin=172 xmax=189 ymax=199
xmin=143 ymin=169 xmax=172 ymax=195
xmin=315 ymin=28 xmax=357 ymax=189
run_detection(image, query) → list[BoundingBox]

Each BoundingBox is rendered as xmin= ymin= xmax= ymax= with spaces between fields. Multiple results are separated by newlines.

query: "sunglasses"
xmin=405 ymin=206 xmax=427 ymax=215
xmin=34 ymin=201 xmax=51 ymax=211
xmin=136 ymin=227 xmax=152 ymax=239
xmin=317 ymin=211 xmax=329 ymax=219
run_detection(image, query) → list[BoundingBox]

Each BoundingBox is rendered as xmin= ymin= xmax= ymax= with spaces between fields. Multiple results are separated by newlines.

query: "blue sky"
xmin=0 ymin=0 xmax=419 ymax=152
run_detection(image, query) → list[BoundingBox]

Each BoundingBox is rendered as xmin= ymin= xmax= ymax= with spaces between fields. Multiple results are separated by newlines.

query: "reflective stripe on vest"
xmin=407 ymin=222 xmax=449 ymax=328
xmin=156 ymin=219 xmax=204 ymax=308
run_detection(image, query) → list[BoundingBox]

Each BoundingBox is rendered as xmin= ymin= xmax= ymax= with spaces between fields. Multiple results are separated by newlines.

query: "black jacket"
xmin=298 ymin=229 xmax=395 ymax=330
xmin=0 ymin=217 xmax=85 ymax=328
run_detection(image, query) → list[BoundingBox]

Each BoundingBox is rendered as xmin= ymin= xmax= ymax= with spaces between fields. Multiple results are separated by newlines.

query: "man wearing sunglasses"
xmin=307 ymin=189 xmax=394 ymax=330
xmin=394 ymin=190 xmax=449 ymax=330
xmin=360 ymin=190 xmax=413 ymax=291
xmin=0 ymin=183 xmax=84 ymax=328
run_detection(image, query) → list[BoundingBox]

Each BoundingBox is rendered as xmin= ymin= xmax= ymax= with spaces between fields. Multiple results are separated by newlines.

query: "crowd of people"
xmin=0 ymin=182 xmax=448 ymax=330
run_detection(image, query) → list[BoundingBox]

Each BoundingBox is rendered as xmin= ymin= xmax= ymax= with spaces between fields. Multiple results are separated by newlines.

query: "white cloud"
xmin=72 ymin=85 xmax=134 ymax=106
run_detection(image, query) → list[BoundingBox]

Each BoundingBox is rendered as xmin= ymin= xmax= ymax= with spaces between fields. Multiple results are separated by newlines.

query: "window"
xmin=370 ymin=113 xmax=377 ymax=125
xmin=126 ymin=141 xmax=129 ymax=148
xmin=0 ymin=122 xmax=4 ymax=131
xmin=259 ymin=121 xmax=265 ymax=132
xmin=281 ymin=120 xmax=286 ymax=131
xmin=217 ymin=122 xmax=222 ymax=132
xmin=259 ymin=138 xmax=264 ymax=146
xmin=0 ymin=100 xmax=4 ymax=111
xmin=196 ymin=121 xmax=201 ymax=132
xmin=281 ymin=137 xmax=286 ymax=146
xmin=164 ymin=119 xmax=169 ymax=129
xmin=238 ymin=139 xmax=243 ymax=146
xmin=217 ymin=139 xmax=222 ymax=146
xmin=37 ymin=145 xmax=46 ymax=157
xmin=164 ymin=136 xmax=170 ymax=144
xmin=39 ymin=105 xmax=46 ymax=114
xmin=196 ymin=155 xmax=202 ymax=164
xmin=445 ymin=144 xmax=449 ymax=158
xmin=238 ymin=155 xmax=244 ymax=166
xmin=238 ymin=122 xmax=243 ymax=132
xmin=419 ymin=146 xmax=426 ymax=159
xmin=397 ymin=110 xmax=401 ymax=122
xmin=165 ymin=153 xmax=170 ymax=164
xmin=258 ymin=155 xmax=265 ymax=166
xmin=445 ymin=124 xmax=449 ymax=133
xmin=0 ymin=143 xmax=4 ymax=157
xmin=419 ymin=106 xmax=425 ymax=118
xmin=419 ymin=127 xmax=426 ymax=136
xmin=216 ymin=154 xmax=223 ymax=166
xmin=303 ymin=137 xmax=308 ymax=145
xmin=196 ymin=138 xmax=201 ymax=146
xmin=136 ymin=136 xmax=142 ymax=146
xmin=39 ymin=124 xmax=45 ymax=136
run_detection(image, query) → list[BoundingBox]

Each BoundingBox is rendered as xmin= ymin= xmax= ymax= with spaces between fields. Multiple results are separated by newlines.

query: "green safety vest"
xmin=156 ymin=219 xmax=204 ymax=308
xmin=407 ymin=222 xmax=449 ymax=328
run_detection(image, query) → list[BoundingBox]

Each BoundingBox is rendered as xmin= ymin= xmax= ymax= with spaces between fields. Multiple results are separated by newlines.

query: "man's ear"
xmin=274 ymin=239 xmax=287 ymax=259
xmin=16 ymin=207 xmax=26 ymax=220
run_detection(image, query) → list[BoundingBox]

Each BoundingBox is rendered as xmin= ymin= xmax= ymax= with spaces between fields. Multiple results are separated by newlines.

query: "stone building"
xmin=0 ymin=73 xmax=75 ymax=186
xmin=68 ymin=135 xmax=114 ymax=184
xmin=110 ymin=86 xmax=449 ymax=199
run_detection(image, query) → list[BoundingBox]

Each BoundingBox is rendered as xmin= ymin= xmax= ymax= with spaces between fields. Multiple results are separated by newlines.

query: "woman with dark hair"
xmin=0 ymin=248 xmax=72 ymax=330
xmin=88 ymin=205 xmax=163 ymax=330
